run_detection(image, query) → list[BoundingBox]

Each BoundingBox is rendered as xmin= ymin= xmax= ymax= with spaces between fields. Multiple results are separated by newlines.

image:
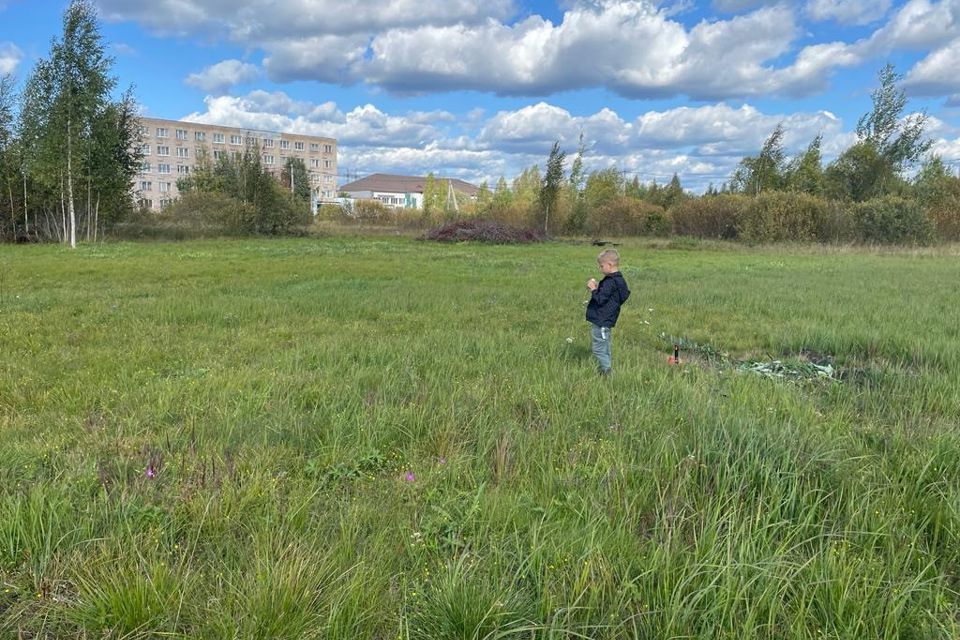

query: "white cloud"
xmin=262 ymin=35 xmax=371 ymax=84
xmin=113 ymin=42 xmax=138 ymax=56
xmin=805 ymin=0 xmax=892 ymax=25
xmin=98 ymin=0 xmax=514 ymax=38
xmin=185 ymin=59 xmax=261 ymax=95
xmin=0 ymin=42 xmax=22 ymax=75
xmin=96 ymin=0 xmax=960 ymax=100
xmin=904 ymin=38 xmax=960 ymax=96
xmin=181 ymin=89 xmax=860 ymax=190
xmin=363 ymin=3 xmax=811 ymax=99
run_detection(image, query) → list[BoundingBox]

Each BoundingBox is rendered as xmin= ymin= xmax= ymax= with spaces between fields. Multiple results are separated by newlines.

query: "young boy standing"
xmin=586 ymin=249 xmax=630 ymax=376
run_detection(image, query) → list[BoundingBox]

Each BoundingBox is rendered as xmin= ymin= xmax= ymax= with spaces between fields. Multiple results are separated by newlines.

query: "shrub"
xmin=420 ymin=219 xmax=544 ymax=244
xmin=853 ymin=195 xmax=936 ymax=245
xmin=587 ymin=196 xmax=669 ymax=237
xmin=738 ymin=191 xmax=831 ymax=243
xmin=927 ymin=200 xmax=960 ymax=241
xmin=112 ymin=192 xmax=257 ymax=240
xmin=671 ymin=194 xmax=748 ymax=239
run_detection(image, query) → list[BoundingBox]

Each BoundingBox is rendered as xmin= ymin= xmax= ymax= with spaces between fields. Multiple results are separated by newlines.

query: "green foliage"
xmin=784 ymin=134 xmax=825 ymax=196
xmin=583 ymin=167 xmax=622 ymax=213
xmin=731 ymin=123 xmax=786 ymax=195
xmin=587 ymin=195 xmax=669 ymax=236
xmin=853 ymin=195 xmax=935 ymax=245
xmin=825 ymin=141 xmax=904 ymax=202
xmin=857 ymin=64 xmax=932 ymax=172
xmin=282 ymin=157 xmax=312 ymax=205
xmin=738 ymin=191 xmax=831 ymax=243
xmin=177 ymin=147 xmax=309 ymax=235
xmin=15 ymin=0 xmax=140 ymax=245
xmin=913 ymin=157 xmax=960 ymax=241
xmin=670 ymin=193 xmax=748 ymax=239
xmin=539 ymin=140 xmax=566 ymax=235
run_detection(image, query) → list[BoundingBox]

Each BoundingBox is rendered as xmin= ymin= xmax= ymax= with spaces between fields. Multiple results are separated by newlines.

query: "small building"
xmin=339 ymin=173 xmax=479 ymax=209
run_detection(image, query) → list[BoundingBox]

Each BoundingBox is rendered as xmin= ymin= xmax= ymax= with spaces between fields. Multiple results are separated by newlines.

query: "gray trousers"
xmin=590 ymin=324 xmax=612 ymax=372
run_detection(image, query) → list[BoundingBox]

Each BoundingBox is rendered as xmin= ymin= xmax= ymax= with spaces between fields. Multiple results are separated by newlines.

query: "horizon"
xmin=3 ymin=0 xmax=960 ymax=192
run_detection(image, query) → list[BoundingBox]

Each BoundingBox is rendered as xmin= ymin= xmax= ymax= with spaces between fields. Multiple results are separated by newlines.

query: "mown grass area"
xmin=1 ymin=236 xmax=959 ymax=639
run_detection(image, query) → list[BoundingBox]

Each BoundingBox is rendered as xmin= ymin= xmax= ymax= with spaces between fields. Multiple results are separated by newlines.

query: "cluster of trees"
xmin=0 ymin=0 xmax=141 ymax=245
xmin=155 ymin=150 xmax=310 ymax=236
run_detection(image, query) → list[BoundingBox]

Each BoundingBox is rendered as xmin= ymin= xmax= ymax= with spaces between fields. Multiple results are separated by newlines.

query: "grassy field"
xmin=1 ymin=236 xmax=959 ymax=639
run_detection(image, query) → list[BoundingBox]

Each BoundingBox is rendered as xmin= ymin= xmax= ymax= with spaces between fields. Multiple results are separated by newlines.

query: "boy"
xmin=586 ymin=249 xmax=630 ymax=376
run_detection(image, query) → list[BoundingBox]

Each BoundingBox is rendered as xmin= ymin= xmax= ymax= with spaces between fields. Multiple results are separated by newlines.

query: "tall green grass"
xmin=1 ymin=237 xmax=959 ymax=638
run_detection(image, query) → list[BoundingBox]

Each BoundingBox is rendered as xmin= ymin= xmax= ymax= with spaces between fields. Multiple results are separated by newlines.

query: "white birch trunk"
xmin=67 ymin=114 xmax=76 ymax=248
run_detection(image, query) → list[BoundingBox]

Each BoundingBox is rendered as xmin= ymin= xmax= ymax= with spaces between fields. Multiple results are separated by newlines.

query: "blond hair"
xmin=597 ymin=249 xmax=620 ymax=266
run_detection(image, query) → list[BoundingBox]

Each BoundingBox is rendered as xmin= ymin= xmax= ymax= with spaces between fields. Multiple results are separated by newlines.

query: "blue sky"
xmin=2 ymin=0 xmax=960 ymax=191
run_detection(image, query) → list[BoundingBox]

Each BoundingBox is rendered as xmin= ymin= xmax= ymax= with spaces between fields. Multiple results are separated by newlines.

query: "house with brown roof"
xmin=339 ymin=173 xmax=479 ymax=209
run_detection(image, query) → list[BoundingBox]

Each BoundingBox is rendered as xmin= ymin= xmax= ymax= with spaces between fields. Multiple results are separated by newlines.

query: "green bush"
xmin=587 ymin=196 xmax=669 ymax=236
xmin=112 ymin=193 xmax=257 ymax=240
xmin=853 ymin=195 xmax=936 ymax=245
xmin=739 ymin=192 xmax=831 ymax=243
xmin=927 ymin=200 xmax=960 ymax=241
xmin=671 ymin=194 xmax=747 ymax=239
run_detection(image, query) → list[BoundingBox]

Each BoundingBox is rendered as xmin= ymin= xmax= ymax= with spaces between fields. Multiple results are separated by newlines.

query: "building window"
xmin=310 ymin=143 xmax=319 ymax=152
xmin=156 ymin=127 xmax=168 ymax=138
xmin=231 ymin=151 xmax=241 ymax=160
xmin=195 ymin=131 xmax=205 ymax=141
xmin=139 ymin=125 xmax=149 ymax=137
xmin=158 ymin=164 xmax=171 ymax=174
xmin=140 ymin=161 xmax=151 ymax=172
xmin=177 ymin=165 xmax=190 ymax=175
xmin=324 ymin=160 xmax=331 ymax=169
xmin=157 ymin=146 xmax=169 ymax=156
xmin=264 ymin=155 xmax=274 ymax=165
xmin=246 ymin=137 xmax=258 ymax=146
xmin=230 ymin=135 xmax=242 ymax=145
xmin=159 ymin=182 xmax=171 ymax=193
xmin=139 ymin=198 xmax=153 ymax=208
xmin=324 ymin=144 xmax=332 ymax=153
xmin=140 ymin=181 xmax=152 ymax=191
xmin=213 ymin=150 xmax=224 ymax=160
xmin=177 ymin=147 xmax=188 ymax=158
xmin=310 ymin=159 xmax=320 ymax=167
xmin=176 ymin=129 xmax=188 ymax=140
xmin=280 ymin=140 xmax=289 ymax=149
xmin=294 ymin=141 xmax=304 ymax=151
xmin=140 ymin=144 xmax=150 ymax=155
xmin=264 ymin=138 xmax=274 ymax=147
xmin=160 ymin=198 xmax=173 ymax=208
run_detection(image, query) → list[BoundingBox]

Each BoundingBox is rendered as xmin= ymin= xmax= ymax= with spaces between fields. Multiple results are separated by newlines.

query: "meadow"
xmin=1 ymin=236 xmax=959 ymax=639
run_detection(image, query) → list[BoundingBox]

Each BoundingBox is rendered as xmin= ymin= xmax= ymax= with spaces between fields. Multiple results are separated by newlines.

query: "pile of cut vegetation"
xmin=420 ymin=219 xmax=545 ymax=244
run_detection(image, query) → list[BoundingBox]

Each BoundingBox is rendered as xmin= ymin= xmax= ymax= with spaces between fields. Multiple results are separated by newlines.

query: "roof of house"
xmin=340 ymin=173 xmax=479 ymax=196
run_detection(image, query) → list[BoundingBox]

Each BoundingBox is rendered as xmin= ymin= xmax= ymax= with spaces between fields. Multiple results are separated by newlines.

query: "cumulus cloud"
xmin=805 ymin=0 xmax=892 ymax=25
xmin=185 ymin=59 xmax=261 ymax=94
xmin=904 ymin=38 xmax=960 ymax=96
xmin=181 ymin=89 xmax=859 ymax=190
xmin=97 ymin=0 xmax=960 ymax=100
xmin=0 ymin=42 xmax=22 ymax=75
xmin=98 ymin=0 xmax=514 ymax=38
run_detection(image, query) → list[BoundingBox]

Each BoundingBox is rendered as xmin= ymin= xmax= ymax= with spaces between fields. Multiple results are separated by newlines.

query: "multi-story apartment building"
xmin=135 ymin=117 xmax=337 ymax=211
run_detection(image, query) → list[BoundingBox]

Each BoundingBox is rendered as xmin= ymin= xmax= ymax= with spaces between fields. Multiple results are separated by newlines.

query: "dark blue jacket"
xmin=586 ymin=271 xmax=630 ymax=328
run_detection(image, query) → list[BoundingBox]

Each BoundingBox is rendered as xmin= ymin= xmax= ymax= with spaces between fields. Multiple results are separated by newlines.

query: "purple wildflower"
xmin=145 ymin=465 xmax=156 ymax=479
xmin=404 ymin=471 xmax=416 ymax=482
xmin=438 ymin=457 xmax=447 ymax=465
